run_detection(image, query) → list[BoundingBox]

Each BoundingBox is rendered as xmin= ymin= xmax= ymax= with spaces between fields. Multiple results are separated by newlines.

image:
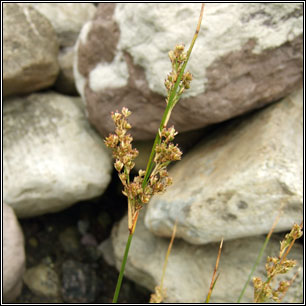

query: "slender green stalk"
xmin=236 ymin=209 xmax=282 ymax=303
xmin=236 ymin=235 xmax=271 ymax=303
xmin=143 ymin=4 xmax=205 ymax=188
xmin=112 ymin=4 xmax=205 ymax=303
xmin=112 ymin=231 xmax=134 ymax=303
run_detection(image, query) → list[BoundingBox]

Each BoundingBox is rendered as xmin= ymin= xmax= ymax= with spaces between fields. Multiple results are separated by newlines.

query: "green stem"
xmin=112 ymin=231 xmax=134 ymax=303
xmin=236 ymin=232 xmax=272 ymax=303
xmin=237 ymin=207 xmax=283 ymax=303
xmin=142 ymin=5 xmax=203 ymax=188
xmin=113 ymin=5 xmax=205 ymax=303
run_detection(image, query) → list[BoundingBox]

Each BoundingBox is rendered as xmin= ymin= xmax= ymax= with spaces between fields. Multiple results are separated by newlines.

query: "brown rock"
xmin=3 ymin=3 xmax=59 ymax=97
xmin=74 ymin=3 xmax=303 ymax=140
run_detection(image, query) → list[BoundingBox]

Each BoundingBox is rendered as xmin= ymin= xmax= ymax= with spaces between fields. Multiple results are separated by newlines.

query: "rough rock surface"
xmin=61 ymin=260 xmax=100 ymax=303
xmin=74 ymin=3 xmax=303 ymax=140
xmin=145 ymin=89 xmax=303 ymax=244
xmin=108 ymin=211 xmax=303 ymax=303
xmin=23 ymin=264 xmax=60 ymax=297
xmin=22 ymin=3 xmax=97 ymax=95
xmin=54 ymin=47 xmax=78 ymax=95
xmin=3 ymin=3 xmax=59 ymax=97
xmin=27 ymin=3 xmax=97 ymax=48
xmin=25 ymin=3 xmax=96 ymax=95
xmin=3 ymin=203 xmax=26 ymax=302
xmin=3 ymin=92 xmax=112 ymax=218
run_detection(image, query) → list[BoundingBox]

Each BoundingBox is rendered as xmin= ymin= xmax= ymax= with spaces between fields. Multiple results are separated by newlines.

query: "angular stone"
xmin=3 ymin=203 xmax=26 ymax=302
xmin=3 ymin=92 xmax=112 ymax=218
xmin=110 ymin=211 xmax=303 ymax=303
xmin=3 ymin=3 xmax=59 ymax=97
xmin=19 ymin=3 xmax=96 ymax=95
xmin=27 ymin=3 xmax=97 ymax=48
xmin=145 ymin=89 xmax=303 ymax=244
xmin=74 ymin=3 xmax=303 ymax=140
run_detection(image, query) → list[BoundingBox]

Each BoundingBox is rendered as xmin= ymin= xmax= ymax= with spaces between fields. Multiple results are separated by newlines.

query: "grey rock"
xmin=145 ymin=89 xmax=303 ymax=244
xmin=74 ymin=3 xmax=302 ymax=140
xmin=3 ymin=92 xmax=112 ymax=218
xmin=3 ymin=3 xmax=59 ymax=97
xmin=61 ymin=260 xmax=99 ymax=303
xmin=110 ymin=211 xmax=303 ymax=303
xmin=54 ymin=47 xmax=78 ymax=95
xmin=23 ymin=264 xmax=60 ymax=298
xmin=21 ymin=3 xmax=96 ymax=95
xmin=3 ymin=203 xmax=25 ymax=302
xmin=98 ymin=238 xmax=116 ymax=266
xmin=26 ymin=3 xmax=97 ymax=48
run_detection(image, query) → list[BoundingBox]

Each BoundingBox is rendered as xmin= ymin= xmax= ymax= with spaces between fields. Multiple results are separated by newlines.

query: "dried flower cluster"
xmin=104 ymin=43 xmax=193 ymax=233
xmin=150 ymin=285 xmax=167 ymax=303
xmin=253 ymin=223 xmax=303 ymax=303
xmin=105 ymin=110 xmax=182 ymax=231
xmin=165 ymin=44 xmax=193 ymax=103
xmin=105 ymin=108 xmax=182 ymax=202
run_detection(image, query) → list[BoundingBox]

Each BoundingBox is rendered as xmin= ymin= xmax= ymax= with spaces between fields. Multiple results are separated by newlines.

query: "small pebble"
xmin=23 ymin=264 xmax=60 ymax=298
xmin=61 ymin=259 xmax=100 ymax=303
xmin=28 ymin=237 xmax=38 ymax=248
xmin=77 ymin=219 xmax=90 ymax=235
xmin=59 ymin=227 xmax=80 ymax=254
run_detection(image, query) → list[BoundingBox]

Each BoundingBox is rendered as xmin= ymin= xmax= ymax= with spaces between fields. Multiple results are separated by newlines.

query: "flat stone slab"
xmin=145 ymin=89 xmax=303 ymax=244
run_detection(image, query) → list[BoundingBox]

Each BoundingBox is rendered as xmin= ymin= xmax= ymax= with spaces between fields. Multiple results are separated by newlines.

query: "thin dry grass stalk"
xmin=150 ymin=221 xmax=178 ymax=303
xmin=205 ymin=238 xmax=224 ymax=303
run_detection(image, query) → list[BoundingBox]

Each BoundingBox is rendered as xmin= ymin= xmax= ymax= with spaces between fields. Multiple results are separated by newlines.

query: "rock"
xmin=23 ymin=264 xmax=60 ymax=298
xmin=59 ymin=227 xmax=80 ymax=254
xmin=3 ymin=203 xmax=26 ymax=302
xmin=98 ymin=238 xmax=116 ymax=266
xmin=110 ymin=211 xmax=303 ymax=303
xmin=3 ymin=3 xmax=59 ymax=97
xmin=145 ymin=89 xmax=303 ymax=244
xmin=21 ymin=3 xmax=96 ymax=95
xmin=74 ymin=3 xmax=303 ymax=140
xmin=26 ymin=3 xmax=97 ymax=48
xmin=3 ymin=92 xmax=112 ymax=218
xmin=77 ymin=219 xmax=90 ymax=235
xmin=61 ymin=260 xmax=100 ymax=303
xmin=54 ymin=47 xmax=78 ymax=95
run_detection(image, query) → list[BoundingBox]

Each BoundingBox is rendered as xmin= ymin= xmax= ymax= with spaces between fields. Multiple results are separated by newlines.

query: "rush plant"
xmin=104 ymin=4 xmax=205 ymax=303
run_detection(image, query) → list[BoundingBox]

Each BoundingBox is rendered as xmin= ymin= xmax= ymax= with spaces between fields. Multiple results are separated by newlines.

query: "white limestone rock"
xmin=110 ymin=211 xmax=303 ymax=303
xmin=145 ymin=89 xmax=303 ymax=244
xmin=3 ymin=92 xmax=112 ymax=218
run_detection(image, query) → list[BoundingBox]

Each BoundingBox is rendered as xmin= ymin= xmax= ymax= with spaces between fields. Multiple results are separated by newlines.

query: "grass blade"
xmin=205 ymin=238 xmax=223 ymax=303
